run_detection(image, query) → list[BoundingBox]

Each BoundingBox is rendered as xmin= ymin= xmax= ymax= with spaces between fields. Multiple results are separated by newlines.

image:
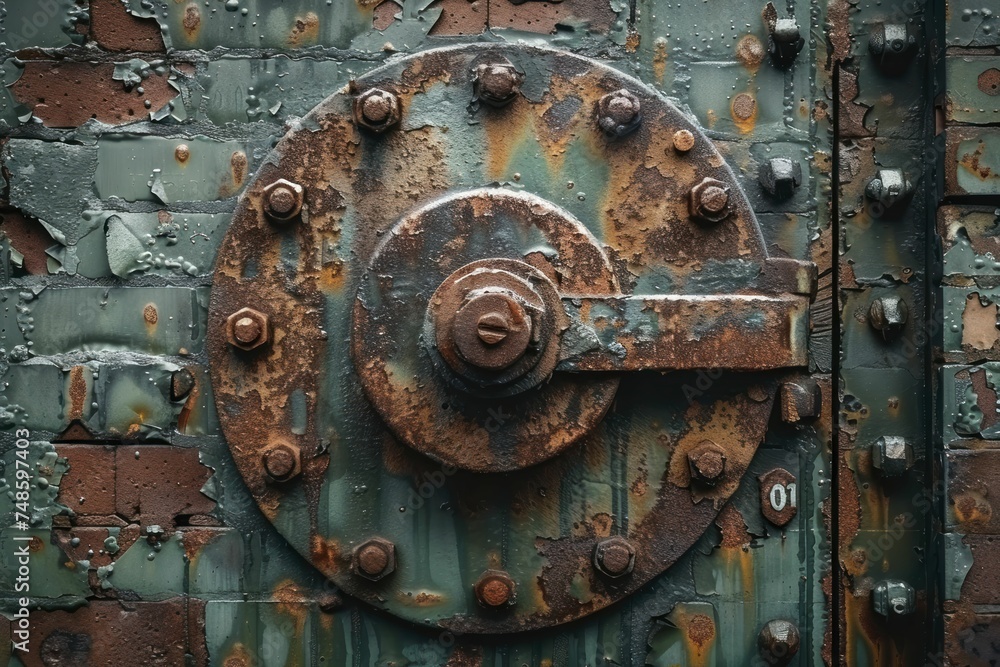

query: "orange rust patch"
xmin=68 ymin=366 xmax=87 ymax=420
xmin=175 ymin=144 xmax=191 ymax=164
xmin=182 ymin=3 xmax=201 ymax=41
xmin=289 ymin=12 xmax=320 ymax=47
xmin=652 ymin=37 xmax=668 ymax=84
xmin=143 ymin=303 xmax=158 ymax=325
xmin=730 ymin=92 xmax=758 ymax=133
xmin=687 ymin=614 xmax=716 ymax=647
xmin=230 ymin=151 xmax=248 ymax=189
xmin=960 ymin=141 xmax=994 ymax=180
xmin=953 ymin=490 xmax=992 ymax=527
xmin=736 ymin=34 xmax=765 ymax=72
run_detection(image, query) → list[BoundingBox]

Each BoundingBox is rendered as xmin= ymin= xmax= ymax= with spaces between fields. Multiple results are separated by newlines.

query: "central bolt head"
xmin=476 ymin=312 xmax=510 ymax=345
xmin=452 ymin=292 xmax=533 ymax=371
xmin=234 ymin=316 xmax=262 ymax=344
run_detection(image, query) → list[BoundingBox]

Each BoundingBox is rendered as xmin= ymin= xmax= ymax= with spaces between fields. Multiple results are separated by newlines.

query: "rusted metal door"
xmin=0 ymin=0 xmax=994 ymax=665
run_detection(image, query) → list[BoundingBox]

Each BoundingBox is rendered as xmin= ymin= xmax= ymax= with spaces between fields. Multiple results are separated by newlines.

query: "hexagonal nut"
xmin=262 ymin=441 xmax=301 ymax=482
xmin=758 ymin=619 xmax=801 ymax=665
xmin=687 ymin=440 xmax=727 ymax=485
xmin=225 ymin=307 xmax=270 ymax=351
xmin=864 ymin=168 xmax=913 ymax=217
xmin=596 ymin=89 xmax=641 ymax=138
xmin=262 ymin=178 xmax=304 ymax=222
xmin=869 ymin=295 xmax=909 ymax=340
xmin=872 ymin=435 xmax=914 ymax=478
xmin=689 ymin=177 xmax=731 ymax=223
xmin=872 ymin=579 xmax=915 ymax=617
xmin=473 ymin=60 xmax=524 ymax=107
xmin=759 ymin=157 xmax=802 ymax=199
xmin=593 ymin=536 xmax=636 ymax=578
xmin=353 ymin=88 xmax=401 ymax=133
xmin=474 ymin=570 xmax=516 ymax=608
xmin=352 ymin=537 xmax=396 ymax=581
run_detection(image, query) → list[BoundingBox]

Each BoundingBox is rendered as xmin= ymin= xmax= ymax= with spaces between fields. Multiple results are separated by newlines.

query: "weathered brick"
xmin=56 ymin=445 xmax=117 ymax=517
xmin=89 ymin=0 xmax=166 ymax=52
xmin=115 ymin=446 xmax=215 ymax=527
xmin=21 ymin=599 xmax=193 ymax=667
xmin=10 ymin=61 xmax=177 ymax=128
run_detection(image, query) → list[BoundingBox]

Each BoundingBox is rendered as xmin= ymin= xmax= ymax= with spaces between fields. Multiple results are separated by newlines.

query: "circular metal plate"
xmin=208 ymin=43 xmax=776 ymax=634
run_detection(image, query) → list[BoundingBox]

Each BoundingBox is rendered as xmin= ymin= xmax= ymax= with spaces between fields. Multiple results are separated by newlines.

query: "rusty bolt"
xmin=475 ymin=570 xmax=515 ymax=608
xmin=353 ymin=88 xmax=401 ymax=133
xmin=869 ymin=24 xmax=916 ymax=73
xmin=473 ymin=59 xmax=524 ymax=107
xmin=767 ymin=18 xmax=804 ymax=69
xmin=865 ymin=168 xmax=913 ymax=218
xmin=597 ymin=89 xmax=641 ymax=139
xmin=593 ymin=536 xmax=636 ymax=578
xmin=687 ymin=440 xmax=727 ymax=485
xmin=225 ymin=307 xmax=270 ymax=351
xmin=779 ymin=378 xmax=821 ymax=423
xmin=453 ymin=291 xmax=533 ymax=371
xmin=868 ymin=295 xmax=908 ymax=341
xmin=872 ymin=435 xmax=914 ymax=478
xmin=689 ymin=177 xmax=731 ymax=224
xmin=263 ymin=178 xmax=304 ymax=222
xmin=758 ymin=619 xmax=801 ymax=665
xmin=353 ymin=537 xmax=396 ymax=581
xmin=672 ymin=129 xmax=696 ymax=153
xmin=759 ymin=157 xmax=802 ymax=199
xmin=262 ymin=442 xmax=300 ymax=482
xmin=979 ymin=68 xmax=1000 ymax=96
xmin=873 ymin=579 xmax=915 ymax=617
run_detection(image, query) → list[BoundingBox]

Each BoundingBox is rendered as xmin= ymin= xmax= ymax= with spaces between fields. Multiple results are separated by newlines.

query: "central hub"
xmin=454 ymin=291 xmax=532 ymax=369
xmin=428 ymin=259 xmax=554 ymax=393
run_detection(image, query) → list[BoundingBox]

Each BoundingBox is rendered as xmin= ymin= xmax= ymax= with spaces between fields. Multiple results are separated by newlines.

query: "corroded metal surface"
xmin=208 ymin=43 xmax=812 ymax=632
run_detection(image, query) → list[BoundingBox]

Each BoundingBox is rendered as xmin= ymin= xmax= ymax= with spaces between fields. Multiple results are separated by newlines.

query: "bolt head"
xmin=687 ymin=440 xmax=727 ymax=485
xmin=689 ymin=177 xmax=731 ymax=223
xmin=475 ymin=570 xmax=515 ymax=608
xmin=263 ymin=178 xmax=304 ymax=221
xmin=353 ymin=88 xmax=401 ymax=133
xmin=672 ymin=129 xmax=696 ymax=153
xmin=873 ymin=579 xmax=916 ymax=617
xmin=872 ymin=435 xmax=914 ymax=477
xmin=353 ymin=538 xmax=396 ymax=581
xmin=868 ymin=296 xmax=909 ymax=340
xmin=758 ymin=619 xmax=801 ymax=665
xmin=759 ymin=157 xmax=803 ymax=199
xmin=865 ymin=168 xmax=913 ymax=217
xmin=225 ymin=307 xmax=270 ymax=351
xmin=262 ymin=442 xmax=300 ymax=482
xmin=473 ymin=60 xmax=524 ymax=107
xmin=593 ymin=536 xmax=636 ymax=578
xmin=452 ymin=291 xmax=534 ymax=371
xmin=597 ymin=89 xmax=641 ymax=138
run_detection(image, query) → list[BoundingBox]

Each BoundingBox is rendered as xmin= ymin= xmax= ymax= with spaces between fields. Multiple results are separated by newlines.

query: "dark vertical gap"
xmin=926 ymin=2 xmax=947 ymax=659
xmin=830 ymin=59 xmax=844 ymax=665
xmin=628 ymin=0 xmax=637 ymax=26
